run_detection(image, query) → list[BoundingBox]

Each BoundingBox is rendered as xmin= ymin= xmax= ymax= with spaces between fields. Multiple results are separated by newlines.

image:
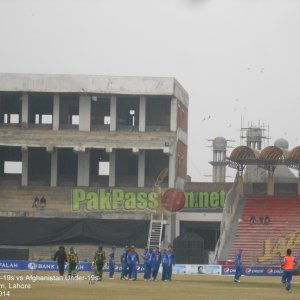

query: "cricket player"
xmin=120 ymin=245 xmax=129 ymax=280
xmin=234 ymin=249 xmax=243 ymax=283
xmin=94 ymin=246 xmax=106 ymax=281
xmin=108 ymin=245 xmax=116 ymax=280
xmin=166 ymin=245 xmax=175 ymax=281
xmin=161 ymin=249 xmax=169 ymax=281
xmin=67 ymin=247 xmax=79 ymax=277
xmin=142 ymin=247 xmax=152 ymax=281
xmin=151 ymin=247 xmax=161 ymax=281
xmin=127 ymin=245 xmax=139 ymax=280
xmin=281 ymin=248 xmax=298 ymax=292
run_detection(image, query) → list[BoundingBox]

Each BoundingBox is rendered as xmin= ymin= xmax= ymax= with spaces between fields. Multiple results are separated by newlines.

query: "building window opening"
xmin=71 ymin=115 xmax=79 ymax=125
xmin=34 ymin=114 xmax=53 ymax=125
xmin=104 ymin=116 xmax=111 ymax=125
xmin=4 ymin=161 xmax=22 ymax=174
xmin=129 ymin=109 xmax=135 ymax=126
xmin=41 ymin=115 xmax=52 ymax=124
xmin=67 ymin=105 xmax=79 ymax=126
xmin=4 ymin=114 xmax=19 ymax=124
xmin=98 ymin=161 xmax=110 ymax=176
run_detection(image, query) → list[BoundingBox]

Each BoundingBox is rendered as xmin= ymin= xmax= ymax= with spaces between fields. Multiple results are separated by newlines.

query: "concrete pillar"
xmin=50 ymin=149 xmax=58 ymax=187
xmin=164 ymin=212 xmax=176 ymax=245
xmin=53 ymin=94 xmax=60 ymax=130
xmin=168 ymin=153 xmax=176 ymax=188
xmin=110 ymin=95 xmax=117 ymax=131
xmin=77 ymin=150 xmax=90 ymax=186
xmin=238 ymin=174 xmax=244 ymax=196
xmin=21 ymin=93 xmax=29 ymax=125
xmin=170 ymin=97 xmax=178 ymax=132
xmin=21 ymin=147 xmax=28 ymax=186
xmin=138 ymin=150 xmax=145 ymax=187
xmin=220 ymin=168 xmax=225 ymax=181
xmin=212 ymin=167 xmax=216 ymax=183
xmin=108 ymin=150 xmax=116 ymax=187
xmin=0 ymin=95 xmax=3 ymax=123
xmin=267 ymin=173 xmax=274 ymax=196
xmin=139 ymin=96 xmax=146 ymax=132
xmin=175 ymin=218 xmax=180 ymax=238
xmin=79 ymin=95 xmax=91 ymax=131
xmin=170 ymin=213 xmax=177 ymax=244
xmin=214 ymin=165 xmax=226 ymax=183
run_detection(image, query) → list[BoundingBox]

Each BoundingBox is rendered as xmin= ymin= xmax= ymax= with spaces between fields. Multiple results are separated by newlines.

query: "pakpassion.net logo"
xmin=71 ymin=188 xmax=226 ymax=212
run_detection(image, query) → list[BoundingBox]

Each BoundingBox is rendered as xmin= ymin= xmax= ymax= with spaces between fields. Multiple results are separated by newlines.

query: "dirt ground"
xmin=0 ymin=271 xmax=299 ymax=300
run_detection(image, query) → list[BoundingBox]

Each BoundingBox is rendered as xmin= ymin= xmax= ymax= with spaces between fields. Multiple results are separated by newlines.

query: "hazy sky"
xmin=1 ymin=0 xmax=300 ymax=182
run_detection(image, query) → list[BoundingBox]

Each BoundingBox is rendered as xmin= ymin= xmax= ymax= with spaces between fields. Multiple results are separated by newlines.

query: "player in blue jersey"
xmin=127 ymin=245 xmax=140 ymax=280
xmin=234 ymin=249 xmax=243 ymax=283
xmin=161 ymin=249 xmax=169 ymax=281
xmin=142 ymin=247 xmax=152 ymax=281
xmin=151 ymin=246 xmax=161 ymax=281
xmin=166 ymin=245 xmax=175 ymax=281
xmin=108 ymin=245 xmax=116 ymax=280
xmin=120 ymin=245 xmax=129 ymax=280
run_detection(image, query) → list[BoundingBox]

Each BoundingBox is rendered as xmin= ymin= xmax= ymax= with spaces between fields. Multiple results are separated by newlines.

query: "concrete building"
xmin=209 ymin=136 xmax=228 ymax=183
xmin=0 ymin=73 xmax=188 ymax=247
xmin=0 ymin=73 xmax=188 ymax=189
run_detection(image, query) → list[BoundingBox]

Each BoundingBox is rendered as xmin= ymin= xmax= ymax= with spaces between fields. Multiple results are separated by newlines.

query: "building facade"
xmin=0 ymin=73 xmax=188 ymax=245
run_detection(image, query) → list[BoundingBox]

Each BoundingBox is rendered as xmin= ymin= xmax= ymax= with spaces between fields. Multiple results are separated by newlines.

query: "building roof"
xmin=259 ymin=146 xmax=284 ymax=160
xmin=0 ymin=73 xmax=189 ymax=107
xmin=228 ymin=142 xmax=300 ymax=179
xmin=229 ymin=146 xmax=258 ymax=162
xmin=288 ymin=146 xmax=300 ymax=161
xmin=212 ymin=136 xmax=227 ymax=150
xmin=274 ymin=138 xmax=289 ymax=150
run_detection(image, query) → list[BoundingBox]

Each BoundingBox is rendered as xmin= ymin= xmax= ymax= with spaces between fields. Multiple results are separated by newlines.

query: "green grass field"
xmin=0 ymin=271 xmax=299 ymax=300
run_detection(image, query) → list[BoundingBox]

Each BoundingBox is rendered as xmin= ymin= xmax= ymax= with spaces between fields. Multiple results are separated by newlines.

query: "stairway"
xmin=147 ymin=214 xmax=165 ymax=249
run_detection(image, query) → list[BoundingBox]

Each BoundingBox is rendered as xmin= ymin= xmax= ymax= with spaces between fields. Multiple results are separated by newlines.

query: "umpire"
xmin=54 ymin=246 xmax=67 ymax=276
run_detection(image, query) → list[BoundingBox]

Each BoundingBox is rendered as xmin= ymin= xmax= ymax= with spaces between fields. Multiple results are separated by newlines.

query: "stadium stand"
xmin=227 ymin=195 xmax=300 ymax=265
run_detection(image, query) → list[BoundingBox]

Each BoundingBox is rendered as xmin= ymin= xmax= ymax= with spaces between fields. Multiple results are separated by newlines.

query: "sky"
xmin=0 ymin=0 xmax=299 ymax=182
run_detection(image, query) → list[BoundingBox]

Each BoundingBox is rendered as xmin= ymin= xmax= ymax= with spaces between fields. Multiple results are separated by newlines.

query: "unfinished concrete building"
xmin=0 ymin=73 xmax=188 ymax=256
xmin=0 ymin=74 xmax=188 ymax=188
